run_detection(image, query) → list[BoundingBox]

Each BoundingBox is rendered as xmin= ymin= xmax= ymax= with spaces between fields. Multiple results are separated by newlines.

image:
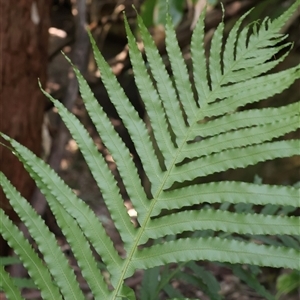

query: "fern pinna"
xmin=0 ymin=2 xmax=299 ymax=299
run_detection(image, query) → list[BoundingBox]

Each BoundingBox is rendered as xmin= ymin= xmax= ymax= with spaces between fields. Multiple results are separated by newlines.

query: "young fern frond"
xmin=1 ymin=2 xmax=299 ymax=299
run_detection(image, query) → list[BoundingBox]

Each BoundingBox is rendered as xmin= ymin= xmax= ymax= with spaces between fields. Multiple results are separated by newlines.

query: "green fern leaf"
xmin=0 ymin=264 xmax=24 ymax=300
xmin=154 ymin=182 xmax=298 ymax=214
xmin=124 ymin=16 xmax=176 ymax=169
xmin=141 ymin=209 xmax=298 ymax=243
xmin=230 ymin=264 xmax=275 ymax=300
xmin=185 ymin=262 xmax=222 ymax=300
xmin=90 ymin=36 xmax=165 ymax=199
xmin=0 ymin=172 xmax=77 ymax=300
xmin=135 ymin=14 xmax=187 ymax=143
xmin=1 ymin=2 xmax=299 ymax=299
xmin=165 ymin=14 xmax=198 ymax=125
xmin=189 ymin=101 xmax=299 ymax=137
xmin=130 ymin=237 xmax=298 ymax=273
xmin=1 ymin=135 xmax=122 ymax=286
xmin=40 ymin=87 xmax=136 ymax=250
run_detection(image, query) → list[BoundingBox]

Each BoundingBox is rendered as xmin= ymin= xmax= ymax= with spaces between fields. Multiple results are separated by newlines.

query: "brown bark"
xmin=0 ymin=0 xmax=50 ymax=255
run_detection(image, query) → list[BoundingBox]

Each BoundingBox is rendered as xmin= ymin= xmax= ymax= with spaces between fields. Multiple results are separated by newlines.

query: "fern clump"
xmin=0 ymin=2 xmax=299 ymax=299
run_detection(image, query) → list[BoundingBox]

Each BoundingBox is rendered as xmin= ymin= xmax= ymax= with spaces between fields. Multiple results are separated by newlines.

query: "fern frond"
xmin=185 ymin=262 xmax=222 ymax=300
xmin=124 ymin=16 xmax=176 ymax=169
xmin=1 ymin=135 xmax=123 ymax=286
xmin=165 ymin=15 xmax=198 ymax=124
xmin=230 ymin=264 xmax=275 ymax=300
xmin=181 ymin=116 xmax=299 ymax=160
xmin=154 ymin=181 xmax=298 ymax=214
xmin=191 ymin=7 xmax=210 ymax=106
xmin=141 ymin=209 xmax=298 ymax=243
xmin=0 ymin=265 xmax=24 ymax=300
xmin=166 ymin=140 xmax=299 ymax=186
xmin=136 ymin=14 xmax=187 ymax=143
xmin=40 ymin=87 xmax=135 ymax=250
xmin=0 ymin=172 xmax=79 ymax=300
xmin=199 ymin=66 xmax=300 ymax=118
xmin=89 ymin=32 xmax=164 ymax=195
xmin=278 ymin=235 xmax=300 ymax=250
xmin=50 ymin=205 xmax=109 ymax=298
xmin=1 ymin=2 xmax=299 ymax=299
xmin=209 ymin=12 xmax=224 ymax=90
xmin=189 ymin=101 xmax=299 ymax=137
xmin=130 ymin=237 xmax=298 ymax=273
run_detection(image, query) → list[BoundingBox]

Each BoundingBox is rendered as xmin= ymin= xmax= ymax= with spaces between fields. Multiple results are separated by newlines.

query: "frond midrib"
xmin=112 ymin=124 xmax=194 ymax=298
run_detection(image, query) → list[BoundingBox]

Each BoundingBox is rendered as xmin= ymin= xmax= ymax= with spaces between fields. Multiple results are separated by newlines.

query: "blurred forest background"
xmin=0 ymin=0 xmax=299 ymax=299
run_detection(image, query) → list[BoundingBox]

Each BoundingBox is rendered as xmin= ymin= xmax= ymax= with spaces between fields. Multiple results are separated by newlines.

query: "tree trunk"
xmin=0 ymin=0 xmax=50 ymax=255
